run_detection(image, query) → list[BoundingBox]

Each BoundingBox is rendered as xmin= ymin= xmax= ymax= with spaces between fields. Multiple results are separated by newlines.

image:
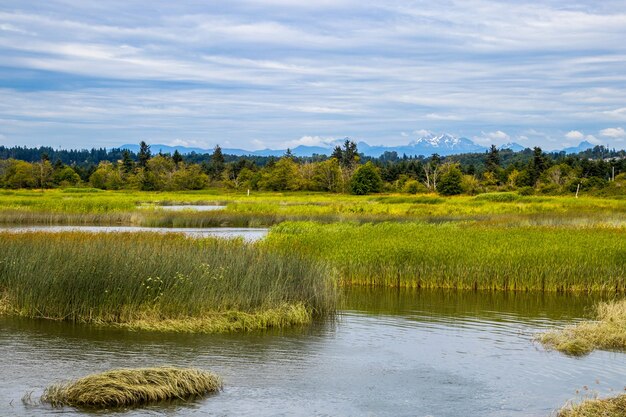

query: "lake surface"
xmin=1 ymin=289 xmax=624 ymax=417
xmin=0 ymin=226 xmax=268 ymax=241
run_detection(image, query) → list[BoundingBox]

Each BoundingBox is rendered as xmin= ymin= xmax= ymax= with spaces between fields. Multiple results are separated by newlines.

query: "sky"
xmin=1 ymin=1 xmax=626 ymax=151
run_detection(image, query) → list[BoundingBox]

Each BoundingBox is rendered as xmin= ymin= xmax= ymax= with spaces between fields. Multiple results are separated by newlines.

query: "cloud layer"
xmin=1 ymin=1 xmax=626 ymax=150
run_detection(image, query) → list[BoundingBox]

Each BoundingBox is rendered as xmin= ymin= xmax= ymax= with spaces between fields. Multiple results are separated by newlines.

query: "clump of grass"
xmin=42 ymin=366 xmax=222 ymax=408
xmin=0 ymin=232 xmax=335 ymax=332
xmin=539 ymin=299 xmax=626 ymax=355
xmin=558 ymin=393 xmax=626 ymax=417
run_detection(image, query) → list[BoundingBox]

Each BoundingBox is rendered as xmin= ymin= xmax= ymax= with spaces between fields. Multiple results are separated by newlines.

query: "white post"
xmin=247 ymin=189 xmax=250 ymax=196
xmin=575 ymin=183 xmax=580 ymax=198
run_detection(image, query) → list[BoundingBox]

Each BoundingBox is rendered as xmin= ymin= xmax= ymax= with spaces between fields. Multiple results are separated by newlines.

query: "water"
xmin=0 ymin=226 xmax=268 ymax=241
xmin=1 ymin=289 xmax=624 ymax=417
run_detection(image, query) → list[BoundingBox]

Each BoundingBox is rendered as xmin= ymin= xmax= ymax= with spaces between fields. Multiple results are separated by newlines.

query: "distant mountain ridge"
xmin=120 ymin=134 xmax=596 ymax=158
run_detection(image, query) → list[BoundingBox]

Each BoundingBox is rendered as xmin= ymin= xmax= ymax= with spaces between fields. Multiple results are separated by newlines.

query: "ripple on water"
xmin=1 ymin=289 xmax=625 ymax=417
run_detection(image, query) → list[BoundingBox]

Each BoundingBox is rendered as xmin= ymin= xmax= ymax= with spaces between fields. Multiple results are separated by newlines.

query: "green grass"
xmin=0 ymin=232 xmax=336 ymax=332
xmin=265 ymin=221 xmax=626 ymax=292
xmin=41 ymin=366 xmax=222 ymax=408
xmin=539 ymin=299 xmax=626 ymax=355
xmin=558 ymin=393 xmax=626 ymax=417
xmin=2 ymin=189 xmax=626 ymax=227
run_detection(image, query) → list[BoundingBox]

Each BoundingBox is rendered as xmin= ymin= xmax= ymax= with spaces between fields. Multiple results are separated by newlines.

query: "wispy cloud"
xmin=600 ymin=127 xmax=626 ymax=139
xmin=1 ymin=1 xmax=626 ymax=148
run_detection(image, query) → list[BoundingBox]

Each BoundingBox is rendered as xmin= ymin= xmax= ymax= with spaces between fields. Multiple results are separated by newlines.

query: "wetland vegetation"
xmin=2 ymin=186 xmax=626 ymax=415
xmin=41 ymin=366 xmax=222 ymax=408
xmin=540 ymin=299 xmax=626 ymax=356
xmin=0 ymin=232 xmax=335 ymax=332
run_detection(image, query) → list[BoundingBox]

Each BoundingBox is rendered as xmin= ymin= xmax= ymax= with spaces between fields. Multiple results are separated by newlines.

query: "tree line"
xmin=1 ymin=141 xmax=625 ymax=195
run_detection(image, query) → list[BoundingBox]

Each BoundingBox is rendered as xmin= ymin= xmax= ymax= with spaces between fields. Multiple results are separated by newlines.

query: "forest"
xmin=1 ymin=140 xmax=625 ymax=196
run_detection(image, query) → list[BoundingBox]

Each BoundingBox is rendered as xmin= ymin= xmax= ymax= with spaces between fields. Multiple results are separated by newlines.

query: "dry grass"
xmin=116 ymin=303 xmax=312 ymax=333
xmin=41 ymin=366 xmax=222 ymax=408
xmin=558 ymin=393 xmax=626 ymax=417
xmin=539 ymin=299 xmax=626 ymax=355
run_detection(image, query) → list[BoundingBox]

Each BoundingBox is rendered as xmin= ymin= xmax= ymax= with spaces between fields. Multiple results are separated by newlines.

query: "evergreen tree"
xmin=331 ymin=146 xmax=343 ymax=162
xmin=172 ymin=149 xmax=183 ymax=166
xmin=138 ymin=141 xmax=151 ymax=168
xmin=121 ymin=150 xmax=134 ymax=173
xmin=342 ymin=140 xmax=359 ymax=168
xmin=485 ymin=145 xmax=500 ymax=173
xmin=209 ymin=145 xmax=225 ymax=180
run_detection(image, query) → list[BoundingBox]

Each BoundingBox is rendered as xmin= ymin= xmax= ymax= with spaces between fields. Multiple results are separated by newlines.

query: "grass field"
xmin=1 ymin=189 xmax=626 ymax=228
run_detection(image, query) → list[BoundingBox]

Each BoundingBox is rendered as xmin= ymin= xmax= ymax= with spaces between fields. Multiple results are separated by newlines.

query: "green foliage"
xmin=350 ymin=161 xmax=382 ymax=195
xmin=312 ymin=158 xmax=343 ymax=192
xmin=438 ymin=164 xmax=463 ymax=196
xmin=258 ymin=157 xmax=302 ymax=191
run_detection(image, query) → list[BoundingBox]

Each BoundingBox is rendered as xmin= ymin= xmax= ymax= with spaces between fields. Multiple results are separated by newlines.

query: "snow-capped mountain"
xmin=499 ymin=142 xmax=526 ymax=152
xmin=120 ymin=135 xmax=599 ymax=158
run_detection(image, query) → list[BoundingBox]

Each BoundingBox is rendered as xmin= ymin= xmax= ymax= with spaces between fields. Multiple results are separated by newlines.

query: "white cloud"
xmin=413 ymin=129 xmax=432 ymax=137
xmin=400 ymin=131 xmax=408 ymax=137
xmin=487 ymin=130 xmax=510 ymax=141
xmin=565 ymin=130 xmax=584 ymax=140
xmin=167 ymin=138 xmax=211 ymax=148
xmin=425 ymin=113 xmax=463 ymax=121
xmin=285 ymin=135 xmax=327 ymax=148
xmin=600 ymin=127 xmax=626 ymax=138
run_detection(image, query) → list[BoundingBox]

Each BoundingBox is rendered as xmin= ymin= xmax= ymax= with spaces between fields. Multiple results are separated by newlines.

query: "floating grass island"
xmin=41 ymin=367 xmax=222 ymax=408
xmin=558 ymin=393 xmax=626 ymax=417
xmin=539 ymin=299 xmax=626 ymax=356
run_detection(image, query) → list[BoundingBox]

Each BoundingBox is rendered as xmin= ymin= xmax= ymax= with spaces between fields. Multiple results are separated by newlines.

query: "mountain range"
xmin=121 ymin=133 xmax=596 ymax=158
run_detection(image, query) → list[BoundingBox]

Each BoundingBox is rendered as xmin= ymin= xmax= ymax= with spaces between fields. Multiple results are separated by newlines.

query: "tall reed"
xmin=266 ymin=221 xmax=626 ymax=292
xmin=0 ymin=232 xmax=336 ymax=331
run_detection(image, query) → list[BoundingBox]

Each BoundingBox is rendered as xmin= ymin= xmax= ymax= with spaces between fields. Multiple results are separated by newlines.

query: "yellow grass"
xmin=558 ymin=393 xmax=626 ymax=417
xmin=114 ymin=303 xmax=312 ymax=333
xmin=42 ymin=366 xmax=222 ymax=408
xmin=539 ymin=299 xmax=626 ymax=355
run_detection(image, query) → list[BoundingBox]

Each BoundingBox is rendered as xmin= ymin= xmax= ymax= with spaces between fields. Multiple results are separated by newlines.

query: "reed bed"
xmin=41 ymin=366 xmax=222 ymax=408
xmin=558 ymin=394 xmax=626 ymax=417
xmin=0 ymin=232 xmax=335 ymax=331
xmin=265 ymin=221 xmax=626 ymax=292
xmin=539 ymin=299 xmax=626 ymax=355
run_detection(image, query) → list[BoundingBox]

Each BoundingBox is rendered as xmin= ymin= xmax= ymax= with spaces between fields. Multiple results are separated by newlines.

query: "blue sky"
xmin=1 ymin=1 xmax=626 ymax=151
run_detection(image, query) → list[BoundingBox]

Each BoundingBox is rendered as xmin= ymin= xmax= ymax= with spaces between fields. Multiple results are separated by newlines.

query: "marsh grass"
xmin=266 ymin=221 xmax=626 ymax=292
xmin=558 ymin=393 xmax=626 ymax=417
xmin=3 ymin=189 xmax=626 ymax=227
xmin=41 ymin=366 xmax=222 ymax=408
xmin=539 ymin=299 xmax=626 ymax=355
xmin=0 ymin=232 xmax=335 ymax=331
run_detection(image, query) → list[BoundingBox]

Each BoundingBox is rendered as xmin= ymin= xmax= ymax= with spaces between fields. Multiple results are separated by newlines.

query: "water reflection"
xmin=1 ymin=289 xmax=624 ymax=417
xmin=0 ymin=226 xmax=268 ymax=241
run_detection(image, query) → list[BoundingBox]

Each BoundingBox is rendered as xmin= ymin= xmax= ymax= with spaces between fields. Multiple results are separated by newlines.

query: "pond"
xmin=0 ymin=226 xmax=268 ymax=241
xmin=1 ymin=288 xmax=623 ymax=416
